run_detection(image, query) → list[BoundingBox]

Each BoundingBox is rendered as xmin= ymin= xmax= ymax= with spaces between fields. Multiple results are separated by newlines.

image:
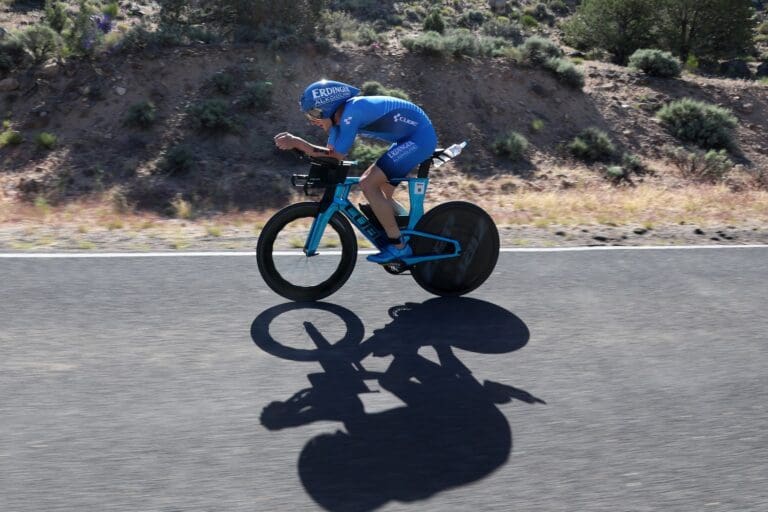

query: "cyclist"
xmin=274 ymin=80 xmax=438 ymax=264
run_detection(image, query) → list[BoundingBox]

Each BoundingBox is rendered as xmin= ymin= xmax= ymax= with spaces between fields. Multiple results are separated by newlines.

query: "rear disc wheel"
xmin=410 ymin=201 xmax=499 ymax=296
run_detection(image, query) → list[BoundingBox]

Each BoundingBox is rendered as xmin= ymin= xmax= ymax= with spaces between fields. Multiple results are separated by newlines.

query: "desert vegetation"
xmin=0 ymin=0 xmax=767 ymax=248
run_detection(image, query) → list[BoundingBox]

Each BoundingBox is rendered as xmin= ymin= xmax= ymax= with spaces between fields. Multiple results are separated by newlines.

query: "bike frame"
xmin=305 ymin=176 xmax=461 ymax=266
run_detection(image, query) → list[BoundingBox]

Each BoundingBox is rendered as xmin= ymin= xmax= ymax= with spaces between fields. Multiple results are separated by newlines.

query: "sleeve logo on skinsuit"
xmin=311 ymin=86 xmax=353 ymax=106
xmin=344 ymin=116 xmax=353 ymax=125
xmin=393 ymin=113 xmax=419 ymax=126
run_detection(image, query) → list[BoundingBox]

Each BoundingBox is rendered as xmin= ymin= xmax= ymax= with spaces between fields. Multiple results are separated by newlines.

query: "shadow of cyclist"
xmin=253 ymin=298 xmax=542 ymax=512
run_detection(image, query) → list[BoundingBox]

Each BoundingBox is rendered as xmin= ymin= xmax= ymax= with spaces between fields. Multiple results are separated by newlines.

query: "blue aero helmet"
xmin=299 ymin=80 xmax=360 ymax=120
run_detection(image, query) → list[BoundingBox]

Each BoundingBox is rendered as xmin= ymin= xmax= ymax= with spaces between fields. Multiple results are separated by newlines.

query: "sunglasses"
xmin=305 ymin=108 xmax=324 ymax=121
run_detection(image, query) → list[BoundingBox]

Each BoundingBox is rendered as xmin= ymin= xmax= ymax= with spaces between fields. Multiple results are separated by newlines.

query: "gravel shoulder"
xmin=1 ymin=220 xmax=766 ymax=252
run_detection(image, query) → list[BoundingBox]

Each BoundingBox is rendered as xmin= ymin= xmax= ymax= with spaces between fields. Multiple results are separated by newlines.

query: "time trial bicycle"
xmin=256 ymin=145 xmax=499 ymax=301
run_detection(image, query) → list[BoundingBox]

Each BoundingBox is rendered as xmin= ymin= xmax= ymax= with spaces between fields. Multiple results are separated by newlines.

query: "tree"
xmin=562 ymin=0 xmax=658 ymax=64
xmin=656 ymin=0 xmax=755 ymax=61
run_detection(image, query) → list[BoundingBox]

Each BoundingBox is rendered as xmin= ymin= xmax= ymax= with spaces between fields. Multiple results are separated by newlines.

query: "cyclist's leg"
xmin=362 ymin=132 xmax=437 ymax=246
xmin=360 ymin=165 xmax=402 ymax=243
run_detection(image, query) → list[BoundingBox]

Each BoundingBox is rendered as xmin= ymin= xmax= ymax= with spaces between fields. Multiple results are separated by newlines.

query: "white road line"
xmin=0 ymin=245 xmax=767 ymax=258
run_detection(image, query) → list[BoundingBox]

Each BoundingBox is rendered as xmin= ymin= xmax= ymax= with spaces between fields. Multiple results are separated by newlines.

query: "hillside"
xmin=1 ymin=0 xmax=767 ymax=250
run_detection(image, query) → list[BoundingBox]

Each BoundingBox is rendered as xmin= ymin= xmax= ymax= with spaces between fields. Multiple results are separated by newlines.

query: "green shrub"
xmin=188 ymin=99 xmax=236 ymax=132
xmin=520 ymin=14 xmax=538 ymax=28
xmin=348 ymin=140 xmax=388 ymax=168
xmin=423 ymin=10 xmax=445 ymax=34
xmin=457 ymin=10 xmax=486 ymax=29
xmin=65 ymin=0 xmax=103 ymax=57
xmin=403 ymin=28 xmax=507 ymax=57
xmin=544 ymin=58 xmax=585 ymax=89
xmin=360 ymin=81 xmax=410 ymax=100
xmin=664 ymin=145 xmax=733 ymax=182
xmin=444 ymin=29 xmax=505 ymax=57
xmin=482 ymin=17 xmax=523 ymax=44
xmin=759 ymin=21 xmax=768 ymax=35
xmin=684 ymin=54 xmax=699 ymax=72
xmin=531 ymin=119 xmax=545 ymax=132
xmin=443 ymin=29 xmax=480 ymax=57
xmin=493 ymin=131 xmax=529 ymax=161
xmin=1 ymin=120 xmax=23 ymax=147
xmin=520 ymin=36 xmax=562 ymax=65
xmin=186 ymin=26 xmax=220 ymax=44
xmin=355 ymin=26 xmax=379 ymax=45
xmin=20 ymin=25 xmax=61 ymax=63
xmin=657 ymin=99 xmax=737 ymax=150
xmin=211 ymin=72 xmax=236 ymax=95
xmin=604 ymin=165 xmax=626 ymax=180
xmin=568 ymin=128 xmax=615 ymax=162
xmin=102 ymin=2 xmax=119 ymax=17
xmin=241 ymin=81 xmax=273 ymax=110
xmin=628 ymin=49 xmax=681 ymax=78
xmin=585 ymin=48 xmax=609 ymax=62
xmin=402 ymin=31 xmax=445 ymax=57
xmin=35 ymin=132 xmax=57 ymax=149
xmin=528 ymin=4 xmax=555 ymax=25
xmin=547 ymin=0 xmax=569 ymax=15
xmin=403 ymin=30 xmax=505 ymax=58
xmin=125 ymin=101 xmax=157 ymax=129
xmin=0 ymin=36 xmax=26 ymax=74
xmin=160 ymin=145 xmax=195 ymax=175
xmin=405 ymin=5 xmax=426 ymax=22
xmin=162 ymin=0 xmax=323 ymax=44
xmin=321 ymin=10 xmax=359 ymax=42
xmin=44 ymin=1 xmax=68 ymax=33
xmin=562 ymin=0 xmax=656 ymax=65
xmin=621 ymin=153 xmax=647 ymax=174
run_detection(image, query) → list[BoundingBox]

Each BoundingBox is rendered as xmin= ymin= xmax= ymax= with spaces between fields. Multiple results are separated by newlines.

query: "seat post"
xmin=417 ymin=158 xmax=432 ymax=178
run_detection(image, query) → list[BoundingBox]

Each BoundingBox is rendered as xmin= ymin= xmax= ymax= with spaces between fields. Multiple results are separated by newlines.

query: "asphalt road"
xmin=1 ymin=248 xmax=767 ymax=512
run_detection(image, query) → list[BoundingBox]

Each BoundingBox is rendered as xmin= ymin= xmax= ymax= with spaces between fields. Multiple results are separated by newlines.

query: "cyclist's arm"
xmin=301 ymin=140 xmax=346 ymax=161
xmin=274 ymin=132 xmax=345 ymax=160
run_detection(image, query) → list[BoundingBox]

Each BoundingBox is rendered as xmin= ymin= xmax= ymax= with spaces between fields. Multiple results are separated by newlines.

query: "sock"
xmin=388 ymin=236 xmax=403 ymax=245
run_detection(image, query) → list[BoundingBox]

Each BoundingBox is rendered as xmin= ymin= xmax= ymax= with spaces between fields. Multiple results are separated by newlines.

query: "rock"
xmin=757 ymin=61 xmax=768 ymax=78
xmin=739 ymin=103 xmax=754 ymax=114
xmin=530 ymin=83 xmax=548 ymax=96
xmin=694 ymin=228 xmax=705 ymax=235
xmin=593 ymin=236 xmax=609 ymax=242
xmin=115 ymin=86 xmax=127 ymax=96
xmin=633 ymin=228 xmax=648 ymax=235
xmin=0 ymin=78 xmax=20 ymax=92
xmin=594 ymin=82 xmax=617 ymax=90
xmin=38 ymin=61 xmax=59 ymax=78
xmin=488 ymin=0 xmax=507 ymax=12
xmin=569 ymin=51 xmax=585 ymax=59
xmin=719 ymin=59 xmax=751 ymax=79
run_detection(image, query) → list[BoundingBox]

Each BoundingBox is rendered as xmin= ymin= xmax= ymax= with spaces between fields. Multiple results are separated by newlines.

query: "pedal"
xmin=383 ymin=262 xmax=410 ymax=275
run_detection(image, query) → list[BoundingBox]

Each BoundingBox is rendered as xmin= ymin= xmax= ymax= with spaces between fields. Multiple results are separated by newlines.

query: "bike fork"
xmin=304 ymin=190 xmax=340 ymax=256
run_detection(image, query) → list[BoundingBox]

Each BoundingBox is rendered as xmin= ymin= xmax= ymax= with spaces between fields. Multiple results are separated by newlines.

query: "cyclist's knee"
xmin=360 ymin=165 xmax=387 ymax=193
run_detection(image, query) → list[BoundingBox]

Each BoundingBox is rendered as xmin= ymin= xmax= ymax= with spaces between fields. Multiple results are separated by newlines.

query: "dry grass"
xmin=488 ymin=185 xmax=768 ymax=227
xmin=1 ymin=183 xmax=767 ymax=249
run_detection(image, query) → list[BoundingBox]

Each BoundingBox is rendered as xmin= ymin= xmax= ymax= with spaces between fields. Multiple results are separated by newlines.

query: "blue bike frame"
xmin=305 ymin=176 xmax=461 ymax=266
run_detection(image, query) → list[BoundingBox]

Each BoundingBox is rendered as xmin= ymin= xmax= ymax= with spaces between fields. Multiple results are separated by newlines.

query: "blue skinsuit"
xmin=327 ymin=96 xmax=438 ymax=179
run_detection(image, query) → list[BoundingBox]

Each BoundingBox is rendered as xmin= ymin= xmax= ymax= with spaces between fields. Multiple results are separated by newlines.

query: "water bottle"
xmin=433 ymin=141 xmax=467 ymax=168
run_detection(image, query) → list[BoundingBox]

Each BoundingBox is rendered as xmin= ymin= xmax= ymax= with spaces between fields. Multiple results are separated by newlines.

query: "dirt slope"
xmin=1 ymin=44 xmax=767 ymax=215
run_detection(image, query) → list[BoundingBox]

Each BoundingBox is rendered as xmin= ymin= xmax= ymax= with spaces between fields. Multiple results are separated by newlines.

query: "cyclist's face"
xmin=307 ymin=115 xmax=332 ymax=132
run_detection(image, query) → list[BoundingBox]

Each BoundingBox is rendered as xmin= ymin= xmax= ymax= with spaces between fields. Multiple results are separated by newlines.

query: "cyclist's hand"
xmin=274 ymin=132 xmax=299 ymax=151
